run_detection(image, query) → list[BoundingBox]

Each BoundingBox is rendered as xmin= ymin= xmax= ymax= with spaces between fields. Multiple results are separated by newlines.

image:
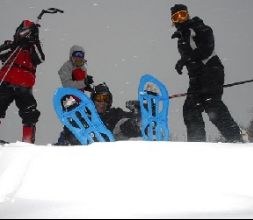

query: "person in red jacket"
xmin=0 ymin=20 xmax=45 ymax=143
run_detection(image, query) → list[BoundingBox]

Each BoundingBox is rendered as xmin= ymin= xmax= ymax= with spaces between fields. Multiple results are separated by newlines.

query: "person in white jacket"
xmin=58 ymin=45 xmax=93 ymax=92
xmin=56 ymin=45 xmax=94 ymax=145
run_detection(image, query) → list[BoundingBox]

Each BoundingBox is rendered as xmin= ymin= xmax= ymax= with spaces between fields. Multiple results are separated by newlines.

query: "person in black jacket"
xmin=91 ymin=83 xmax=141 ymax=140
xmin=171 ymin=4 xmax=242 ymax=142
xmin=57 ymin=83 xmax=141 ymax=145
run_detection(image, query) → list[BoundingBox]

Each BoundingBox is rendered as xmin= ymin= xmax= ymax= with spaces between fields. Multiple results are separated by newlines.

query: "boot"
xmin=22 ymin=124 xmax=36 ymax=144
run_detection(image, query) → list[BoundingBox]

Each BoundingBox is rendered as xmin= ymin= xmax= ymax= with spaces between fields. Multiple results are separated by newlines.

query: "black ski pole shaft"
xmin=169 ymin=78 xmax=253 ymax=100
xmin=169 ymin=92 xmax=188 ymax=99
xmin=223 ymin=79 xmax=253 ymax=88
xmin=37 ymin=9 xmax=47 ymax=21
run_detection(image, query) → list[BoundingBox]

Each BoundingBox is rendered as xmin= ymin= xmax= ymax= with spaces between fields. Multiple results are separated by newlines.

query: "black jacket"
xmin=179 ymin=17 xmax=214 ymax=60
xmin=174 ymin=17 xmax=223 ymax=72
xmin=173 ymin=17 xmax=225 ymax=96
xmin=100 ymin=107 xmax=141 ymax=139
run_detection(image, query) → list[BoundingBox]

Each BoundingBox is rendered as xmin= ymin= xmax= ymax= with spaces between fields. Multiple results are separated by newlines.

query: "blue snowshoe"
xmin=138 ymin=74 xmax=170 ymax=141
xmin=53 ymin=88 xmax=115 ymax=145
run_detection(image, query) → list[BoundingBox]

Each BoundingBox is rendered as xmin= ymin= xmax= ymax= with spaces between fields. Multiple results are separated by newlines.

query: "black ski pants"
xmin=183 ymin=64 xmax=242 ymax=142
xmin=0 ymin=82 xmax=40 ymax=125
xmin=183 ymin=95 xmax=242 ymax=142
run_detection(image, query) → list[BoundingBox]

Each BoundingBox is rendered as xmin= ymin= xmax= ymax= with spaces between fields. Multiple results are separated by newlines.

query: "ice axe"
xmin=36 ymin=8 xmax=64 ymax=24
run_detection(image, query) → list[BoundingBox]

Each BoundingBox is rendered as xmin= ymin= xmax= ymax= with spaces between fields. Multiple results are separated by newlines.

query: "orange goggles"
xmin=93 ymin=94 xmax=111 ymax=103
xmin=171 ymin=10 xmax=189 ymax=24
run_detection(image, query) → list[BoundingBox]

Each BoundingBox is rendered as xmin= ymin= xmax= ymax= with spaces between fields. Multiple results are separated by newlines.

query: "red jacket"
xmin=0 ymin=42 xmax=45 ymax=88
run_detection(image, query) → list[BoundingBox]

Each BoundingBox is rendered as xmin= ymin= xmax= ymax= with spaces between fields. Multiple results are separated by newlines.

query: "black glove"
xmin=126 ymin=100 xmax=140 ymax=114
xmin=171 ymin=30 xmax=182 ymax=39
xmin=175 ymin=59 xmax=185 ymax=75
xmin=84 ymin=75 xmax=94 ymax=86
xmin=0 ymin=41 xmax=13 ymax=52
xmin=120 ymin=118 xmax=141 ymax=138
xmin=4 ymin=40 xmax=13 ymax=47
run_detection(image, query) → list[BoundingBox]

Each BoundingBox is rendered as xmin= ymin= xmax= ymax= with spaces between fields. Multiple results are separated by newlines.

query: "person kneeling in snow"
xmin=91 ymin=83 xmax=141 ymax=141
xmin=58 ymin=83 xmax=142 ymax=145
xmin=0 ymin=20 xmax=45 ymax=144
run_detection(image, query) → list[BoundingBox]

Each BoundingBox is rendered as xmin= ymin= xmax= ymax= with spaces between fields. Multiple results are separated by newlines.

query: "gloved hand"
xmin=0 ymin=40 xmax=14 ymax=51
xmin=84 ymin=75 xmax=94 ymax=86
xmin=175 ymin=59 xmax=185 ymax=75
xmin=4 ymin=40 xmax=13 ymax=46
xmin=126 ymin=100 xmax=140 ymax=114
xmin=120 ymin=118 xmax=141 ymax=138
xmin=171 ymin=30 xmax=182 ymax=39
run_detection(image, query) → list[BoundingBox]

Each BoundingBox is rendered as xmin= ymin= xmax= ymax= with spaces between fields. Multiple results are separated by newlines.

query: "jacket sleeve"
xmin=31 ymin=42 xmax=45 ymax=66
xmin=191 ymin=24 xmax=215 ymax=61
xmin=58 ymin=62 xmax=87 ymax=89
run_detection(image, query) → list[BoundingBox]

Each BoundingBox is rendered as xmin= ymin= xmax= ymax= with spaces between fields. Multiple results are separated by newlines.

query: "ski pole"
xmin=0 ymin=47 xmax=22 ymax=86
xmin=223 ymin=79 xmax=253 ymax=88
xmin=169 ymin=78 xmax=253 ymax=100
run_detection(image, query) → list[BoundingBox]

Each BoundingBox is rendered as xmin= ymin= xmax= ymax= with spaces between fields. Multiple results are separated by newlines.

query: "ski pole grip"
xmin=37 ymin=8 xmax=64 ymax=21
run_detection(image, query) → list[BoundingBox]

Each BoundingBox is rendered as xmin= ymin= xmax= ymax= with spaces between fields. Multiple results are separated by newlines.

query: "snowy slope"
xmin=0 ymin=141 xmax=253 ymax=218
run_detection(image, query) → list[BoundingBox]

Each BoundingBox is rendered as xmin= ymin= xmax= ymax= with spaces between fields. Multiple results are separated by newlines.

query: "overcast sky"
xmin=0 ymin=0 xmax=253 ymax=144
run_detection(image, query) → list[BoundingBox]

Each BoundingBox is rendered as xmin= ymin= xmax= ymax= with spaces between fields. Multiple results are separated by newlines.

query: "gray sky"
xmin=0 ymin=0 xmax=253 ymax=144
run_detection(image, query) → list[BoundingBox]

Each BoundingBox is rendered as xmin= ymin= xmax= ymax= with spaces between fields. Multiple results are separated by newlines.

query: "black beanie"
xmin=171 ymin=4 xmax=188 ymax=15
xmin=91 ymin=83 xmax=113 ymax=106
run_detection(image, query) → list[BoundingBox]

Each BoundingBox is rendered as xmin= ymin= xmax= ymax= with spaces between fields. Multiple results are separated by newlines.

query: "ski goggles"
xmin=72 ymin=51 xmax=85 ymax=59
xmin=93 ymin=94 xmax=111 ymax=103
xmin=171 ymin=10 xmax=189 ymax=24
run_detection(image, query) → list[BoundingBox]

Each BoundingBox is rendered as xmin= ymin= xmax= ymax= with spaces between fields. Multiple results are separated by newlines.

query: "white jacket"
xmin=58 ymin=45 xmax=87 ymax=89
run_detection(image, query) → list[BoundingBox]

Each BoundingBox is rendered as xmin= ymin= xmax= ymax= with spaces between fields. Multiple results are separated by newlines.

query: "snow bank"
xmin=0 ymin=141 xmax=253 ymax=218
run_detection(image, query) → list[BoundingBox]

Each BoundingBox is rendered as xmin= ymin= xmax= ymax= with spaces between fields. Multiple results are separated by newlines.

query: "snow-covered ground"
xmin=0 ymin=141 xmax=253 ymax=219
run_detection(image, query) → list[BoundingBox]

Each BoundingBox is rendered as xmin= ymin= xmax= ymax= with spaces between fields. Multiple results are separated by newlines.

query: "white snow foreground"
xmin=0 ymin=141 xmax=253 ymax=219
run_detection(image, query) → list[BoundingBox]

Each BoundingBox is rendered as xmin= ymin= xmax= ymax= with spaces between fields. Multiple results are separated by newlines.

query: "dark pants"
xmin=0 ymin=83 xmax=40 ymax=125
xmin=183 ymin=95 xmax=242 ymax=142
xmin=184 ymin=61 xmax=242 ymax=142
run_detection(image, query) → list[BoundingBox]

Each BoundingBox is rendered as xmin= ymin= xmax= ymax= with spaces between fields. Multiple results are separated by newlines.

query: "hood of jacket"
xmin=69 ymin=45 xmax=85 ymax=61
